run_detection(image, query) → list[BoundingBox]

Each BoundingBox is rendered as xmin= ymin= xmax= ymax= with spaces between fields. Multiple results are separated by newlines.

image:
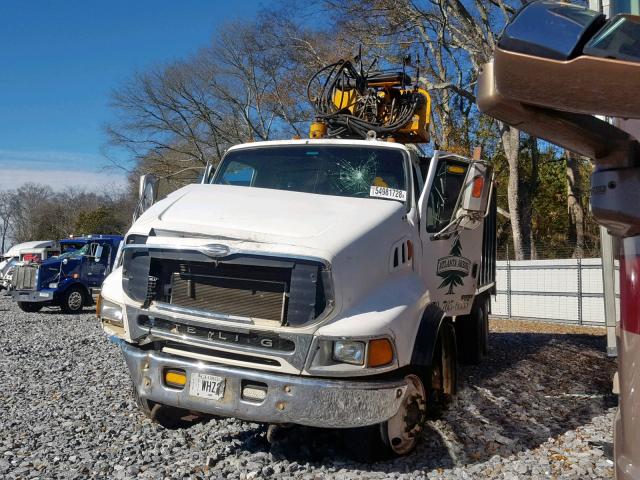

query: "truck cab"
xmin=12 ymin=235 xmax=123 ymax=313
xmin=99 ymin=138 xmax=495 ymax=456
xmin=0 ymin=240 xmax=60 ymax=292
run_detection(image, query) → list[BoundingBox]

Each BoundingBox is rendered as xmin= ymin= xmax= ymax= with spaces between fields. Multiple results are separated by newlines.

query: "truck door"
xmin=86 ymin=243 xmax=111 ymax=287
xmin=418 ymin=153 xmax=485 ymax=316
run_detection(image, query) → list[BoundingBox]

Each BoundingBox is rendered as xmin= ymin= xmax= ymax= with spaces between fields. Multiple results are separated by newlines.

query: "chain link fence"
xmin=491 ymin=243 xmax=618 ymax=326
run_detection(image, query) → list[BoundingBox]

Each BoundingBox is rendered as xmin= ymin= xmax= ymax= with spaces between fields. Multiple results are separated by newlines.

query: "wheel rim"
xmin=68 ymin=291 xmax=83 ymax=310
xmin=385 ymin=374 xmax=427 ymax=455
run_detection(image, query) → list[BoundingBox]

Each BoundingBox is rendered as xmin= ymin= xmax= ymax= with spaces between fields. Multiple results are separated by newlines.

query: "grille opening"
xmin=164 ymin=342 xmax=281 ymax=367
xmin=172 ymin=272 xmax=286 ymax=322
xmin=14 ymin=265 xmax=39 ymax=290
xmin=146 ymin=257 xmax=328 ymax=326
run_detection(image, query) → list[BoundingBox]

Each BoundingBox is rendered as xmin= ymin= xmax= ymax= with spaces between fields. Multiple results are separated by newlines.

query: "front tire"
xmin=132 ymin=384 xmax=200 ymax=429
xmin=380 ymin=373 xmax=428 ymax=456
xmin=18 ymin=302 xmax=43 ymax=313
xmin=60 ymin=286 xmax=85 ymax=314
xmin=345 ymin=323 xmax=458 ymax=460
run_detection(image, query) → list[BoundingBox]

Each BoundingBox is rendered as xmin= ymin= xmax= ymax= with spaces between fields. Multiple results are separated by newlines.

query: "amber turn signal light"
xmin=95 ymin=294 xmax=102 ymax=318
xmin=164 ymin=370 xmax=187 ymax=389
xmin=472 ymin=176 xmax=484 ymax=198
xmin=367 ymin=338 xmax=394 ymax=367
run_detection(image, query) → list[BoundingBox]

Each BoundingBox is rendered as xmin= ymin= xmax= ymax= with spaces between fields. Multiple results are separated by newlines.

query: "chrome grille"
xmin=13 ymin=265 xmax=38 ymax=290
xmin=170 ymin=272 xmax=286 ymax=322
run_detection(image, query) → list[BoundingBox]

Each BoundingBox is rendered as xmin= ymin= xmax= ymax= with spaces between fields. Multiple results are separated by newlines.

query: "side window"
xmin=219 ymin=161 xmax=256 ymax=186
xmin=412 ymin=164 xmax=421 ymax=205
xmin=99 ymin=245 xmax=110 ymax=263
xmin=425 ymin=160 xmax=469 ymax=233
xmin=89 ymin=243 xmax=100 ymax=257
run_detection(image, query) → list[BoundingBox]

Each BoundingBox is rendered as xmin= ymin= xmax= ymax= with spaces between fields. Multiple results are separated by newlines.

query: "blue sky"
xmin=0 ymin=1 xmax=263 ymax=190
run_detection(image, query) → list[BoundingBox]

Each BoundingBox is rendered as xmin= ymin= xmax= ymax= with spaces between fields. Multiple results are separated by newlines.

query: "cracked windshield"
xmin=213 ymin=146 xmax=407 ymax=202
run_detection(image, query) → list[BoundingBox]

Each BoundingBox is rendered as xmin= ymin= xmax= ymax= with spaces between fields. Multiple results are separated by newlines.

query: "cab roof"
xmin=61 ymin=235 xmax=123 ymax=244
xmin=3 ymin=240 xmax=57 ymax=257
xmin=226 ymin=138 xmax=412 ymax=154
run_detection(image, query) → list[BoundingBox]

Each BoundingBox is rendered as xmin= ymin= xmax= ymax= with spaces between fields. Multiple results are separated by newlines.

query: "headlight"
xmin=49 ymin=283 xmax=58 ymax=289
xmin=333 ymin=340 xmax=365 ymax=365
xmin=98 ymin=297 xmax=124 ymax=327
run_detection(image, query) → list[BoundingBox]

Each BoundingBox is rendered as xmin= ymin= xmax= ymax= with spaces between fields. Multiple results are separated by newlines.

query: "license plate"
xmin=189 ymin=373 xmax=225 ymax=400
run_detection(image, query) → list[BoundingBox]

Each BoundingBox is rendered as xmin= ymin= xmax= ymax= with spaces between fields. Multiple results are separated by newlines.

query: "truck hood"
xmin=38 ymin=256 xmax=83 ymax=287
xmin=135 ymin=184 xmax=406 ymax=258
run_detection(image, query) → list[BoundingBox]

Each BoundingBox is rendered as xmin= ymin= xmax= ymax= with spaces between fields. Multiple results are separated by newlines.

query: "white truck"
xmin=98 ymin=137 xmax=496 ymax=456
xmin=1 ymin=240 xmax=60 ymax=291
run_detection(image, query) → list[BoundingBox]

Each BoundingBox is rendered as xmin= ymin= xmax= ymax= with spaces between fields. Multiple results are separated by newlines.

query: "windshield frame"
xmin=211 ymin=144 xmax=412 ymax=208
xmin=58 ymin=242 xmax=91 ymax=259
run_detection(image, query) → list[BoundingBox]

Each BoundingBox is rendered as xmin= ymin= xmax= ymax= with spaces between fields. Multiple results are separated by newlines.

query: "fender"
xmin=56 ymin=279 xmax=91 ymax=304
xmin=410 ymin=302 xmax=447 ymax=368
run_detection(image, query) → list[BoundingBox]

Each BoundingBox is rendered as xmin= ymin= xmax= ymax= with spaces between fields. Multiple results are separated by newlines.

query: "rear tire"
xmin=60 ymin=286 xmax=85 ymax=314
xmin=18 ymin=302 xmax=43 ymax=313
xmin=456 ymin=295 xmax=489 ymax=365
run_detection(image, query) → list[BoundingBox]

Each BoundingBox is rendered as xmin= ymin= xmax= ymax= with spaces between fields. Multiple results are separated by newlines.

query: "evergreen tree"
xmin=438 ymin=237 xmax=467 ymax=295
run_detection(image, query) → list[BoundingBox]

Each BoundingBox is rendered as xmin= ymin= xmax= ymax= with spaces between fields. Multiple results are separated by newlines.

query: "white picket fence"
xmin=491 ymin=258 xmax=619 ymax=326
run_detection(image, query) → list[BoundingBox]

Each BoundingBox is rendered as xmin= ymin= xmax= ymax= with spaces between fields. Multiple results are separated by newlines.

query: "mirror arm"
xmin=481 ymin=173 xmax=496 ymax=219
xmin=430 ymin=215 xmax=465 ymax=241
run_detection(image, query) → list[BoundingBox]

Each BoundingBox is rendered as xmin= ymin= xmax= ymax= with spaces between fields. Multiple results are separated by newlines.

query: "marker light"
xmin=165 ymin=370 xmax=187 ymax=388
xmin=367 ymin=338 xmax=394 ymax=367
xmin=472 ymin=176 xmax=484 ymax=198
xmin=448 ymin=165 xmax=466 ymax=174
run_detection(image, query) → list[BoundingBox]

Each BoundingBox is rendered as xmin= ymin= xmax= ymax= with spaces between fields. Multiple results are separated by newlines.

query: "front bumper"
xmin=11 ymin=289 xmax=54 ymax=303
xmin=119 ymin=340 xmax=409 ymax=428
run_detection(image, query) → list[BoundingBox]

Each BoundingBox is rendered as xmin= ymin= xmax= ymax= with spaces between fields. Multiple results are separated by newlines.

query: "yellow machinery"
xmin=308 ymin=59 xmax=431 ymax=143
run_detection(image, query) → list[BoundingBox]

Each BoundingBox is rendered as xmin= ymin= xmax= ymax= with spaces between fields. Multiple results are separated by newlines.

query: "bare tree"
xmin=566 ymin=151 xmax=586 ymax=258
xmin=10 ymin=184 xmax=54 ymax=243
xmin=0 ymin=191 xmax=14 ymax=253
xmin=323 ymin=0 xmax=541 ymax=258
xmin=106 ymin=14 xmax=335 ymax=189
xmin=3 ymin=184 xmax=132 ymax=244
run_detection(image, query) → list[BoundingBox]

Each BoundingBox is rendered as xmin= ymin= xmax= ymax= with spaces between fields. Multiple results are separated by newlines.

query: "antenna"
xmin=402 ymin=54 xmax=411 ymax=90
xmin=357 ymin=44 xmax=365 ymax=90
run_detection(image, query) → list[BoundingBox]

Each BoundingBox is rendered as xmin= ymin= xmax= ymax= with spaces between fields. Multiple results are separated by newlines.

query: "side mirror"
xmin=133 ymin=174 xmax=159 ymax=221
xmin=94 ymin=245 xmax=103 ymax=262
xmin=201 ymin=162 xmax=214 ymax=184
xmin=457 ymin=162 xmax=493 ymax=229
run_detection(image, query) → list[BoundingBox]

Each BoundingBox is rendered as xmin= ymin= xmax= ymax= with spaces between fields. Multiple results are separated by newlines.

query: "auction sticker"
xmin=369 ymin=186 xmax=407 ymax=201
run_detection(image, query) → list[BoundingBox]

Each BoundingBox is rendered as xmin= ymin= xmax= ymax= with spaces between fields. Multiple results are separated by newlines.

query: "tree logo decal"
xmin=437 ymin=237 xmax=471 ymax=295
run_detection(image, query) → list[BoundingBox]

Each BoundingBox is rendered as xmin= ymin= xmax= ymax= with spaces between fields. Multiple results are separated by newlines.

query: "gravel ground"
xmin=0 ymin=294 xmax=617 ymax=479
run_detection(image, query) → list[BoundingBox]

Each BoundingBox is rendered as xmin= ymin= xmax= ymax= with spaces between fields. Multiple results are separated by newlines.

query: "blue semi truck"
xmin=11 ymin=235 xmax=123 ymax=313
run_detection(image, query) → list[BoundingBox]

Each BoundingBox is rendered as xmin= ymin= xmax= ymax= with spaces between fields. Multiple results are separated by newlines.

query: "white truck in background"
xmin=0 ymin=240 xmax=60 ymax=291
xmin=98 ymin=138 xmax=496 ymax=456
